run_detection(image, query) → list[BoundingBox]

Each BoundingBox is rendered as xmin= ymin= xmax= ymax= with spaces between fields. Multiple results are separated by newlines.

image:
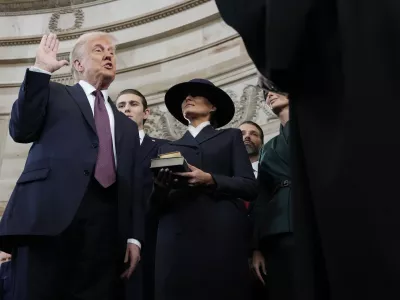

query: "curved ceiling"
xmin=0 ymin=0 xmax=100 ymax=13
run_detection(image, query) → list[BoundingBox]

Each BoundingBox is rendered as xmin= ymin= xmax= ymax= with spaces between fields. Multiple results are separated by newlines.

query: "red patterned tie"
xmin=93 ymin=90 xmax=116 ymax=188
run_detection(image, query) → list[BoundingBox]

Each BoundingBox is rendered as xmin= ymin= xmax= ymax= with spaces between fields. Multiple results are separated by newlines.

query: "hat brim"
xmin=164 ymin=82 xmax=235 ymax=128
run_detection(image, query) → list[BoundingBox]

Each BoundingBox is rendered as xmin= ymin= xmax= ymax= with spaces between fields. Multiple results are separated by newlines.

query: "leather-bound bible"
xmin=150 ymin=151 xmax=190 ymax=173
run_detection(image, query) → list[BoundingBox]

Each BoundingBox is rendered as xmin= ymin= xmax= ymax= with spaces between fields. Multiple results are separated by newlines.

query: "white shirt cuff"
xmin=127 ymin=238 xmax=141 ymax=249
xmin=29 ymin=66 xmax=52 ymax=75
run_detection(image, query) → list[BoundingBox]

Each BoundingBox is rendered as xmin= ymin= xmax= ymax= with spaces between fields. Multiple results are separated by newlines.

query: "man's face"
xmin=240 ymin=123 xmax=263 ymax=157
xmin=116 ymin=93 xmax=149 ymax=127
xmin=75 ymin=36 xmax=116 ymax=87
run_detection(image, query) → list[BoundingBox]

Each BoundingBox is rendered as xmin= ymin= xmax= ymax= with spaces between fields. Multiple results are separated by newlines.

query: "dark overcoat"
xmin=150 ymin=125 xmax=257 ymax=300
xmin=216 ymin=0 xmax=400 ymax=299
xmin=253 ymin=122 xmax=292 ymax=244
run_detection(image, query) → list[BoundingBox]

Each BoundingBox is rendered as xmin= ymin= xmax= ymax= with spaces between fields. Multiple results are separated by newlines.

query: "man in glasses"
xmin=251 ymin=75 xmax=293 ymax=300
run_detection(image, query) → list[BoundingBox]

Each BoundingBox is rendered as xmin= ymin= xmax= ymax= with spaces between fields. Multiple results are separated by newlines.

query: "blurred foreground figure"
xmin=215 ymin=1 xmax=400 ymax=300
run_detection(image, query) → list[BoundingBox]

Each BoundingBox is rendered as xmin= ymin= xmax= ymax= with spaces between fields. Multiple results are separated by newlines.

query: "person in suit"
xmin=251 ymin=77 xmax=292 ymax=300
xmin=0 ymin=32 xmax=143 ymax=300
xmin=238 ymin=121 xmax=266 ymax=300
xmin=215 ymin=1 xmax=400 ymax=299
xmin=116 ymin=89 xmax=167 ymax=300
xmin=150 ymin=79 xmax=258 ymax=300
xmin=0 ymin=252 xmax=12 ymax=300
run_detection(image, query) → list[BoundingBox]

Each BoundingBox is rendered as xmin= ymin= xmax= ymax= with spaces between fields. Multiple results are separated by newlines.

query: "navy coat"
xmin=150 ymin=125 xmax=257 ymax=300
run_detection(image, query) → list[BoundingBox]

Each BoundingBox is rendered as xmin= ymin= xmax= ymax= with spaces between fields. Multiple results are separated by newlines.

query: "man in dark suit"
xmin=0 ymin=252 xmax=12 ymax=300
xmin=215 ymin=1 xmax=400 ymax=300
xmin=0 ymin=32 xmax=143 ymax=300
xmin=116 ymin=89 xmax=167 ymax=300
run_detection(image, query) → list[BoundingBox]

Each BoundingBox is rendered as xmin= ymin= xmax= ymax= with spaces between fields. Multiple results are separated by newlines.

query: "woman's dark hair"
xmin=116 ymin=89 xmax=148 ymax=124
xmin=240 ymin=121 xmax=264 ymax=143
xmin=209 ymin=110 xmax=218 ymax=128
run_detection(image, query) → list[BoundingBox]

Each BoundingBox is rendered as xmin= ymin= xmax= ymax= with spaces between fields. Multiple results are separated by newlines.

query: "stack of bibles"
xmin=150 ymin=151 xmax=190 ymax=173
xmin=150 ymin=152 xmax=190 ymax=188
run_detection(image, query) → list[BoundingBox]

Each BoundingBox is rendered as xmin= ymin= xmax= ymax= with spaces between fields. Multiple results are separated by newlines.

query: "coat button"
xmin=84 ymin=170 xmax=90 ymax=176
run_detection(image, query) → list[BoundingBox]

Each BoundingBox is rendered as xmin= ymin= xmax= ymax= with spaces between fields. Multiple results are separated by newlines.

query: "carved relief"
xmin=0 ymin=0 xmax=114 ymax=16
xmin=0 ymin=0 xmax=212 ymax=46
xmin=144 ymin=84 xmax=277 ymax=140
xmin=49 ymin=9 xmax=85 ymax=33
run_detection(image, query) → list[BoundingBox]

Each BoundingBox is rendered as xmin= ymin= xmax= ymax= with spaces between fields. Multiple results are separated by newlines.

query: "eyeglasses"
xmin=257 ymin=86 xmax=288 ymax=99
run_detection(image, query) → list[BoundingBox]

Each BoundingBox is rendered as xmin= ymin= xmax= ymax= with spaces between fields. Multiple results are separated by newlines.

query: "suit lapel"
xmin=66 ymin=84 xmax=96 ymax=134
xmin=195 ymin=125 xmax=224 ymax=144
xmin=139 ymin=135 xmax=157 ymax=162
xmin=171 ymin=131 xmax=199 ymax=148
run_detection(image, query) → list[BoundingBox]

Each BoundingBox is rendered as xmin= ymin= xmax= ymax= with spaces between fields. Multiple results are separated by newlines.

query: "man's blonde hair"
xmin=70 ymin=32 xmax=117 ymax=82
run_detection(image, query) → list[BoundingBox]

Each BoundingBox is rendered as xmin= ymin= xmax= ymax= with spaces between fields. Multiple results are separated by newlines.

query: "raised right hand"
xmin=34 ymin=33 xmax=69 ymax=73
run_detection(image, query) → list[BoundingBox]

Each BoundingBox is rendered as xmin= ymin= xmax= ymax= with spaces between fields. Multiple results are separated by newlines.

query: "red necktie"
xmin=93 ymin=90 xmax=116 ymax=188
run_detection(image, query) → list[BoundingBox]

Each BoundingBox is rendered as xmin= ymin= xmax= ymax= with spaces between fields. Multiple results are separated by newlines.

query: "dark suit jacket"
xmin=139 ymin=135 xmax=168 ymax=208
xmin=0 ymin=70 xmax=143 ymax=254
xmin=126 ymin=134 xmax=167 ymax=300
xmin=252 ymin=122 xmax=291 ymax=248
xmin=0 ymin=261 xmax=12 ymax=300
xmin=151 ymin=126 xmax=257 ymax=300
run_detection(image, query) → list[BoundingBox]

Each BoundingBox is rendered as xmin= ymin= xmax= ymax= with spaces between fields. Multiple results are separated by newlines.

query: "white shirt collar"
xmin=139 ymin=130 xmax=145 ymax=145
xmin=252 ymin=161 xmax=259 ymax=178
xmin=188 ymin=121 xmax=211 ymax=138
xmin=79 ymin=80 xmax=108 ymax=101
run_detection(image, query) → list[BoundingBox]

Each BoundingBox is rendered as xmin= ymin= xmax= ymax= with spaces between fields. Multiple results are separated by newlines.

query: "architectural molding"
xmin=48 ymin=8 xmax=85 ymax=33
xmin=0 ymin=0 xmax=212 ymax=46
xmin=0 ymin=34 xmax=240 ymax=88
xmin=0 ymin=13 xmax=220 ymax=64
xmin=0 ymin=0 xmax=115 ymax=16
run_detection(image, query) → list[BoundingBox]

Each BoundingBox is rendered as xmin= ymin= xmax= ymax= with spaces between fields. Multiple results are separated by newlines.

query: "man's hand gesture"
xmin=34 ymin=33 xmax=69 ymax=73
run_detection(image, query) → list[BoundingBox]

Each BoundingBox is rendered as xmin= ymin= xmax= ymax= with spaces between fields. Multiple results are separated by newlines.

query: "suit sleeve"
xmin=131 ymin=130 xmax=145 ymax=243
xmin=211 ymin=129 xmax=258 ymax=201
xmin=147 ymin=145 xmax=170 ymax=213
xmin=9 ymin=69 xmax=51 ymax=143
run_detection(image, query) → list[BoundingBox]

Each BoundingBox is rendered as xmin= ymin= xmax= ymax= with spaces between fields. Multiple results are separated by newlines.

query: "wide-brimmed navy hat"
xmin=164 ymin=78 xmax=235 ymax=128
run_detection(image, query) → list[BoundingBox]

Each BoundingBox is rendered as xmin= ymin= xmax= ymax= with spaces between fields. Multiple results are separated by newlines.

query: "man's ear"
xmin=73 ymin=59 xmax=84 ymax=72
xmin=143 ymin=108 xmax=150 ymax=120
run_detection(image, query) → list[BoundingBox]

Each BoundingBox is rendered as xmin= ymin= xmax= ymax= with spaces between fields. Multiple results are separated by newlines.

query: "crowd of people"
xmin=0 ymin=30 xmax=293 ymax=300
xmin=1 ymin=0 xmax=398 ymax=299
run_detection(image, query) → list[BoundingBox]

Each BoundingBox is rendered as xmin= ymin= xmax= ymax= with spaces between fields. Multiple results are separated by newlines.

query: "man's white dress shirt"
xmin=252 ymin=161 xmax=259 ymax=179
xmin=139 ymin=129 xmax=145 ymax=145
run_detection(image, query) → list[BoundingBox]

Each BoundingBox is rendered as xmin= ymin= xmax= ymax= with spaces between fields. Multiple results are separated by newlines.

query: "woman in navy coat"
xmin=150 ymin=79 xmax=258 ymax=300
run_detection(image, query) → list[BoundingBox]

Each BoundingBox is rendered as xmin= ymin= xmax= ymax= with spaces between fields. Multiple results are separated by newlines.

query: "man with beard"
xmin=251 ymin=76 xmax=292 ymax=300
xmin=239 ymin=121 xmax=264 ymax=179
xmin=239 ymin=121 xmax=266 ymax=300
